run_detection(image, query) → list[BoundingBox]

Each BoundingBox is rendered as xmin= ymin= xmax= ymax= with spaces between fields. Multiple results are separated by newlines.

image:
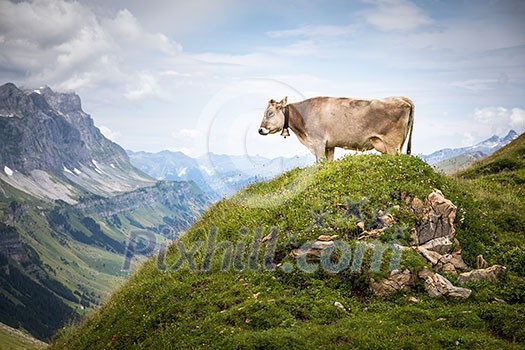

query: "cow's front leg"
xmin=325 ymin=147 xmax=335 ymax=161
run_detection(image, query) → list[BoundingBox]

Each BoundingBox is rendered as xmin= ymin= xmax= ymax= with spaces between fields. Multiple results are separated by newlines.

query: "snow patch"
xmin=92 ymin=159 xmax=104 ymax=174
xmin=73 ymin=168 xmax=82 ymax=175
xmin=200 ymin=165 xmax=215 ymax=175
xmin=4 ymin=166 xmax=13 ymax=176
xmin=110 ymin=163 xmax=116 ymax=169
xmin=178 ymin=167 xmax=187 ymax=177
xmin=33 ymin=89 xmax=41 ymax=95
xmin=92 ymin=159 xmax=101 ymax=168
xmin=63 ymin=166 xmax=73 ymax=174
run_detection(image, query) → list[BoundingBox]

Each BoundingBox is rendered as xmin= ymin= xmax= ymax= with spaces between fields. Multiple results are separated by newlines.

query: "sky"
xmin=0 ymin=0 xmax=524 ymax=159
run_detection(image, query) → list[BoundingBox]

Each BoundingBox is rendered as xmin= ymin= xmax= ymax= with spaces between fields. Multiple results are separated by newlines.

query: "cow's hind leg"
xmin=325 ymin=147 xmax=335 ymax=161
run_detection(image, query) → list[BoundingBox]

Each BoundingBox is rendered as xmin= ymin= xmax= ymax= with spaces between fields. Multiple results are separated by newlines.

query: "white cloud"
xmin=98 ymin=125 xmax=121 ymax=141
xmin=510 ymin=108 xmax=525 ymax=131
xmin=360 ymin=0 xmax=433 ymax=32
xmin=461 ymin=132 xmax=476 ymax=147
xmin=450 ymin=79 xmax=499 ymax=92
xmin=101 ymin=9 xmax=181 ymax=55
xmin=473 ymin=106 xmax=525 ymax=134
xmin=125 ymin=72 xmax=166 ymax=101
xmin=173 ymin=129 xmax=202 ymax=140
xmin=267 ymin=24 xmax=355 ymax=38
xmin=266 ymin=40 xmax=319 ymax=57
xmin=0 ymin=0 xmax=182 ymax=98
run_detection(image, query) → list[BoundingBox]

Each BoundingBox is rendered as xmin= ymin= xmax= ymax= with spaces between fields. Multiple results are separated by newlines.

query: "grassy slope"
xmin=50 ymin=148 xmax=525 ymax=349
xmin=0 ymin=322 xmax=47 ymax=350
xmin=456 ymin=133 xmax=525 ymax=276
xmin=0 ymin=179 xmax=207 ymax=341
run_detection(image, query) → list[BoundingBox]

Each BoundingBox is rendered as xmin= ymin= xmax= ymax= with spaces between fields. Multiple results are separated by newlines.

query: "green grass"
xmin=50 ymin=139 xmax=525 ymax=349
xmin=0 ymin=322 xmax=47 ymax=350
xmin=0 ymin=177 xmax=207 ymax=340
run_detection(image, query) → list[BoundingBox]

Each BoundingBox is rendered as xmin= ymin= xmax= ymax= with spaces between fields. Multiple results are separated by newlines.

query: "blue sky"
xmin=0 ymin=0 xmax=524 ymax=158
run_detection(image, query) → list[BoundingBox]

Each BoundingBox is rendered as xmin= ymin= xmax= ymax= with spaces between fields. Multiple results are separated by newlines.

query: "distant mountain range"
xmin=421 ymin=130 xmax=519 ymax=173
xmin=0 ymin=83 xmax=209 ymax=341
xmin=128 ymin=150 xmax=313 ymax=199
xmin=129 ymin=130 xmax=520 ymax=197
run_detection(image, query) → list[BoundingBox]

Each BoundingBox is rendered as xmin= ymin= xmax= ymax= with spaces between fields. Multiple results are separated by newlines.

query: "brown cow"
xmin=258 ymin=96 xmax=414 ymax=161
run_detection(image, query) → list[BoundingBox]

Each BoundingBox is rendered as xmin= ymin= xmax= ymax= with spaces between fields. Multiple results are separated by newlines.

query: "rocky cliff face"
xmin=0 ymin=83 xmax=128 ymax=174
xmin=0 ymin=83 xmax=154 ymax=202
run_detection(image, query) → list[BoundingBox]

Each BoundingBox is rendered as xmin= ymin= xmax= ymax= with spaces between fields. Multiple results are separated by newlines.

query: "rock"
xmin=435 ymin=253 xmax=466 ymax=273
xmin=334 ymin=301 xmax=347 ymax=311
xmin=261 ymin=233 xmax=273 ymax=242
xmin=476 ymin=254 xmax=488 ymax=269
xmin=450 ymin=251 xmax=469 ymax=270
xmin=420 ymin=236 xmax=453 ymax=254
xmin=401 ymin=191 xmax=411 ymax=204
xmin=417 ymin=246 xmax=442 ymax=265
xmin=290 ymin=248 xmax=320 ymax=257
xmin=317 ymin=234 xmax=338 ymax=241
xmin=381 ymin=213 xmax=394 ymax=226
xmin=311 ymin=240 xmax=335 ymax=250
xmin=290 ymin=237 xmax=335 ymax=257
xmin=356 ymin=221 xmax=365 ymax=232
xmin=441 ymin=262 xmax=457 ymax=274
xmin=409 ymin=227 xmax=418 ymax=246
xmin=358 ymin=228 xmax=385 ymax=240
xmin=410 ymin=197 xmax=424 ymax=219
xmin=408 ymin=296 xmax=419 ymax=303
xmin=368 ymin=211 xmax=394 ymax=230
xmin=458 ymin=265 xmax=506 ymax=284
xmin=417 ymin=247 xmax=468 ymax=274
xmin=414 ymin=189 xmax=457 ymax=251
xmin=370 ymin=269 xmax=415 ymax=296
xmin=418 ymin=267 xmax=471 ymax=299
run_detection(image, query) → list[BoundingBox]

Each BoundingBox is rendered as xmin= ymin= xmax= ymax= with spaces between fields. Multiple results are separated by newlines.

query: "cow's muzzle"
xmin=258 ymin=127 xmax=269 ymax=135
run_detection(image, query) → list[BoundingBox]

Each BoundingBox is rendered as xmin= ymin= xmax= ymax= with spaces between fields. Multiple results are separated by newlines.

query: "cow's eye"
xmin=268 ymin=112 xmax=274 ymax=118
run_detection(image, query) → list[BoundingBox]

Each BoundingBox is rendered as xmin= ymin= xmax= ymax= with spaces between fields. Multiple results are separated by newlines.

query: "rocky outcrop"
xmin=370 ymin=269 xmax=415 ymax=296
xmin=412 ymin=189 xmax=456 ymax=254
xmin=418 ymin=267 xmax=471 ymax=299
xmin=417 ymin=247 xmax=468 ymax=274
xmin=458 ymin=265 xmax=506 ymax=284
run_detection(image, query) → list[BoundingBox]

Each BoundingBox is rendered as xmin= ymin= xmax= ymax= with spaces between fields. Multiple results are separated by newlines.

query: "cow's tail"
xmin=405 ymin=98 xmax=415 ymax=155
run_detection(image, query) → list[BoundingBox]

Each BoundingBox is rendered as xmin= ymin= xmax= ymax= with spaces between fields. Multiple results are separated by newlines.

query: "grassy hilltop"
xmin=50 ymin=135 xmax=525 ymax=349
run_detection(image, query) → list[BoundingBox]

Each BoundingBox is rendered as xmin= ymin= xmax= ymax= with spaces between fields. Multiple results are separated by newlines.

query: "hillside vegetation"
xmin=0 ymin=180 xmax=208 ymax=341
xmin=0 ymin=322 xmax=46 ymax=350
xmin=50 ymin=136 xmax=525 ymax=349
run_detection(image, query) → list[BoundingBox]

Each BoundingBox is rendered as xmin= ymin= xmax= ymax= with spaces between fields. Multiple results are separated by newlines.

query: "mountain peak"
xmin=503 ymin=130 xmax=518 ymax=142
xmin=0 ymin=82 xmax=151 ymax=199
xmin=484 ymin=135 xmax=500 ymax=143
xmin=39 ymin=86 xmax=83 ymax=114
xmin=0 ymin=82 xmax=36 ymax=117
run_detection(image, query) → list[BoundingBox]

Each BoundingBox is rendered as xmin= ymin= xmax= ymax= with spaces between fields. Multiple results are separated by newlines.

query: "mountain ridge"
xmin=421 ymin=129 xmax=518 ymax=165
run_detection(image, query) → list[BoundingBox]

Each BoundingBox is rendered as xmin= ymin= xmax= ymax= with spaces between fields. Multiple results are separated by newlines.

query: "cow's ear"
xmin=269 ymin=99 xmax=276 ymax=104
xmin=280 ymin=96 xmax=288 ymax=106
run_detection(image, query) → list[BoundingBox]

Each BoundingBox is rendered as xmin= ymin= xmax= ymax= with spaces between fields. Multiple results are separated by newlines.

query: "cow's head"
xmin=258 ymin=96 xmax=288 ymax=136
